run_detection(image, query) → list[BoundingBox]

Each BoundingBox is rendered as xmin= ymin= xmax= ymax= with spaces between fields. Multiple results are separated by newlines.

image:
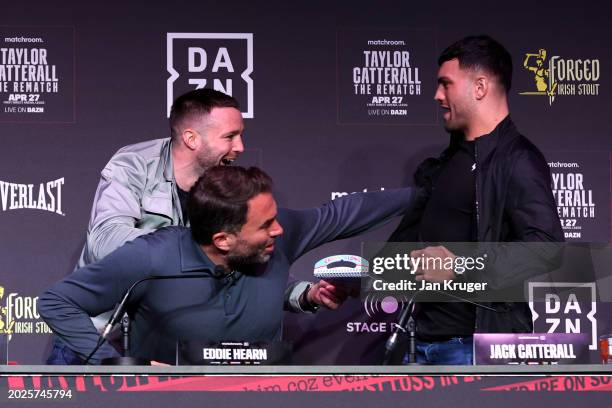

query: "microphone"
xmin=383 ymin=285 xmax=499 ymax=365
xmin=384 ymin=290 xmax=418 ymax=363
xmin=86 ymin=267 xmax=228 ymax=364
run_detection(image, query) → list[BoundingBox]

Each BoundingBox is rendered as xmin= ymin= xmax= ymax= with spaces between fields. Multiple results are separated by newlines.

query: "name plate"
xmin=474 ymin=333 xmax=590 ymax=365
xmin=177 ymin=341 xmax=292 ymax=365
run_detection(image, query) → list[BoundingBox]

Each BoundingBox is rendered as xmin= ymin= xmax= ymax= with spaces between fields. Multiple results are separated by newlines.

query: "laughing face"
xmin=434 ymin=58 xmax=477 ymax=135
xmin=192 ymin=107 xmax=245 ymax=170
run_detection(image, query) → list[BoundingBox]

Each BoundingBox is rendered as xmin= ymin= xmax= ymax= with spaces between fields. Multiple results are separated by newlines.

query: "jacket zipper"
xmin=474 ymin=142 xmax=480 ymax=240
xmin=474 ymin=141 xmax=480 ymax=332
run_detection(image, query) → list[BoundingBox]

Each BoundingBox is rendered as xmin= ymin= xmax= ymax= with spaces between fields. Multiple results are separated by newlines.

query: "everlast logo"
xmin=0 ymin=178 xmax=64 ymax=215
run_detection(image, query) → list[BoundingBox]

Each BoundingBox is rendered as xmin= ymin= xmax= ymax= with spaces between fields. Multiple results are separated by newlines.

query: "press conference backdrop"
xmin=0 ymin=0 xmax=610 ymax=365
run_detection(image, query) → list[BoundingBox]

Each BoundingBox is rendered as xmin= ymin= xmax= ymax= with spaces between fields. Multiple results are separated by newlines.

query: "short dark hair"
xmin=169 ymin=88 xmax=240 ymax=140
xmin=188 ymin=166 xmax=273 ymax=245
xmin=438 ymin=35 xmax=513 ymax=92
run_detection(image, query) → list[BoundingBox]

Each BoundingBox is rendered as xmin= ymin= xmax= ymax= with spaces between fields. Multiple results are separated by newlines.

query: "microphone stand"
xmin=85 ymin=268 xmax=226 ymax=365
xmin=383 ymin=291 xmax=418 ymax=365
xmin=122 ymin=312 xmax=130 ymax=357
xmin=382 ymin=285 xmax=498 ymax=365
xmin=404 ymin=308 xmax=417 ymax=364
xmin=101 ymin=312 xmax=148 ymax=365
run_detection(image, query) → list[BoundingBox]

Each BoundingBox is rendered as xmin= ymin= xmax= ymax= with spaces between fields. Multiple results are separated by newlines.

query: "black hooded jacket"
xmin=389 ymin=116 xmax=564 ymax=333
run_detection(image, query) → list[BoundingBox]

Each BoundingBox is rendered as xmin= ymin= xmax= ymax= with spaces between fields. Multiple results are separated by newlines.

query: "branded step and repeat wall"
xmin=0 ymin=0 xmax=610 ymax=366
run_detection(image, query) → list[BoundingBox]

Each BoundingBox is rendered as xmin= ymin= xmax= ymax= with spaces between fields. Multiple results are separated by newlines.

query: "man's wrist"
xmin=299 ymin=283 xmax=320 ymax=313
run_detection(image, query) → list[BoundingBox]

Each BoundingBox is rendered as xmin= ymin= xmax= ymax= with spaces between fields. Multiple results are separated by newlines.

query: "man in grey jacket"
xmin=77 ymin=88 xmax=245 ymax=267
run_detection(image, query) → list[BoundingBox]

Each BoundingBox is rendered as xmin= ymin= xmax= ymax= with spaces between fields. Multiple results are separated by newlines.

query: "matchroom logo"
xmin=166 ymin=33 xmax=254 ymax=118
xmin=0 ymin=26 xmax=75 ymax=123
xmin=336 ymin=29 xmax=437 ymax=125
xmin=546 ymin=151 xmax=610 ymax=243
xmin=519 ymin=48 xmax=600 ymax=106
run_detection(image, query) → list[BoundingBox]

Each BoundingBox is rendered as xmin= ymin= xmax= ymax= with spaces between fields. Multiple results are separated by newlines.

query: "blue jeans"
xmin=46 ymin=336 xmax=84 ymax=365
xmin=404 ymin=337 xmax=473 ymax=365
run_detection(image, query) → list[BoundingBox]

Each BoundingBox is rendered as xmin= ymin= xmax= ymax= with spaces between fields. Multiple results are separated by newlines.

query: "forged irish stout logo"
xmin=519 ymin=48 xmax=600 ymax=106
xmin=0 ymin=285 xmax=52 ymax=341
xmin=0 ymin=178 xmax=65 ymax=215
xmin=166 ymin=33 xmax=254 ymax=118
xmin=0 ymin=286 xmax=15 ymax=339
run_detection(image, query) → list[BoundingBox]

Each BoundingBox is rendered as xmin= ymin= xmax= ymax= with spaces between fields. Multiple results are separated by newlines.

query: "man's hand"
xmin=411 ymin=246 xmax=457 ymax=283
xmin=306 ymin=280 xmax=351 ymax=310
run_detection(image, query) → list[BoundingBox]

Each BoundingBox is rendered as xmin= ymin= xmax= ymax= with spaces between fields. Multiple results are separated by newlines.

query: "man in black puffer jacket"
xmin=389 ymin=35 xmax=564 ymax=365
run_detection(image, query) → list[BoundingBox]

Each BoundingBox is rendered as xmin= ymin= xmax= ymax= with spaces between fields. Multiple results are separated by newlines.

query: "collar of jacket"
xmin=160 ymin=138 xmax=174 ymax=182
xmin=472 ymin=115 xmax=517 ymax=163
xmin=160 ymin=138 xmax=186 ymax=225
xmin=442 ymin=115 xmax=517 ymax=163
xmin=178 ymin=227 xmax=216 ymax=273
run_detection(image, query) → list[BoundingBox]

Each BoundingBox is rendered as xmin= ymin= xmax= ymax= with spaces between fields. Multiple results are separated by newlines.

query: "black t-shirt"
xmin=416 ymin=140 xmax=477 ymax=341
xmin=177 ymin=187 xmax=189 ymax=223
